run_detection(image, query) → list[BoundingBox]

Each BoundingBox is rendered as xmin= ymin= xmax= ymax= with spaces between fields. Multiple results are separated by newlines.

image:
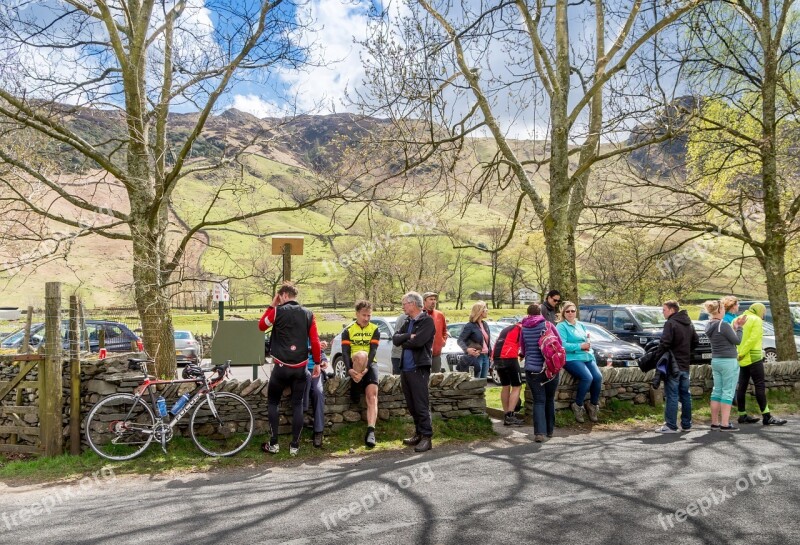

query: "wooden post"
xmin=41 ymin=282 xmax=63 ymax=457
xmin=69 ymin=296 xmax=81 ymax=455
xmin=20 ymin=306 xmax=33 ymax=355
xmin=282 ymin=243 xmax=292 ymax=281
xmin=78 ymin=299 xmax=90 ymax=352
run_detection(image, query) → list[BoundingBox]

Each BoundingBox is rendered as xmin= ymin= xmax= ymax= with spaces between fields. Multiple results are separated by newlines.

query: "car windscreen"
xmin=174 ymin=331 xmax=191 ymax=340
xmin=630 ymin=308 xmax=667 ymax=327
xmin=763 ymin=322 xmax=775 ymax=335
xmin=0 ymin=324 xmax=44 ymax=346
xmin=582 ymin=323 xmax=616 ymax=342
xmin=790 ymin=306 xmax=800 ymax=324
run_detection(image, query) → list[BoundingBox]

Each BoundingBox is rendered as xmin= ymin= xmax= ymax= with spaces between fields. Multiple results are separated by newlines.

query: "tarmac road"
xmin=0 ymin=422 xmax=797 ymax=545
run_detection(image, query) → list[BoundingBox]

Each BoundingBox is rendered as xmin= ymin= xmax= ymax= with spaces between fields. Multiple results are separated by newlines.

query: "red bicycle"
xmin=84 ymin=358 xmax=254 ymax=460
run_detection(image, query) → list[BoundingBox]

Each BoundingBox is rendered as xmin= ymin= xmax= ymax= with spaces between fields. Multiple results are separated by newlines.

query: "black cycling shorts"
xmin=350 ymin=364 xmax=380 ymax=403
xmin=496 ymin=359 xmax=522 ymax=387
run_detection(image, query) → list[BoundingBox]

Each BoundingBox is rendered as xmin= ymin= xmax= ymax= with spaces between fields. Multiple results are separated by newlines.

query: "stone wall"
xmin=524 ymin=362 xmax=800 ymax=409
xmin=65 ymin=356 xmax=487 ymax=444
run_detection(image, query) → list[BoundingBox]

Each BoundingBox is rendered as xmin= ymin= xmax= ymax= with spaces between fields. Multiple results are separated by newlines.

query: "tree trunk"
xmin=762 ymin=249 xmax=797 ymax=361
xmin=131 ymin=216 xmax=175 ymax=378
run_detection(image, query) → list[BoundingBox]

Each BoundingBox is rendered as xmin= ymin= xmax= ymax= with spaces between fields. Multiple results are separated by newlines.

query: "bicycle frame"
xmin=130 ymin=362 xmax=229 ymax=431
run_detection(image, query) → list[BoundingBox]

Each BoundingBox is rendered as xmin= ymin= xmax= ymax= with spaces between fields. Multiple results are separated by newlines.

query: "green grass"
xmin=0 ymin=415 xmax=495 ymax=484
xmin=484 ymin=384 xmax=800 ymax=429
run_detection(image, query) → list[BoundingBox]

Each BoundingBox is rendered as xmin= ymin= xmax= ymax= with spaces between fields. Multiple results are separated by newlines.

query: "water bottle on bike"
xmin=170 ymin=393 xmax=190 ymax=415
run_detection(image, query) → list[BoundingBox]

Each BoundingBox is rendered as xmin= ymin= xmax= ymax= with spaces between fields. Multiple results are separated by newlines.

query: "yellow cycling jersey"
xmin=342 ymin=321 xmax=380 ymax=358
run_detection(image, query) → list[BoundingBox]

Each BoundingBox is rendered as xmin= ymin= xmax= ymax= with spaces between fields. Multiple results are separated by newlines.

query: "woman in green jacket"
xmin=737 ymin=303 xmax=787 ymax=426
xmin=556 ymin=301 xmax=602 ymax=423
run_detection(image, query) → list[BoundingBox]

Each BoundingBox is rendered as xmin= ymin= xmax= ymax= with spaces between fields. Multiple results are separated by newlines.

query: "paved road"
xmin=1 ymin=423 xmax=798 ymax=544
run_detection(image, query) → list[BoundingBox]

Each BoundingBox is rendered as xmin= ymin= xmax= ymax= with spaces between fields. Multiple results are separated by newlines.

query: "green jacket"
xmin=737 ymin=308 xmax=763 ymax=367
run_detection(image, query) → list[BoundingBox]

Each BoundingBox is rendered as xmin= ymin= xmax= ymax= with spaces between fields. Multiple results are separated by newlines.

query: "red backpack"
xmin=539 ymin=321 xmax=566 ymax=381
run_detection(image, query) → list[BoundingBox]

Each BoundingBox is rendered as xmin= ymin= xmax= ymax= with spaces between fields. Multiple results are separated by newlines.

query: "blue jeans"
xmin=525 ymin=371 xmax=558 ymax=436
xmin=477 ymin=354 xmax=490 ymax=379
xmin=564 ymin=359 xmax=602 ymax=405
xmin=664 ymin=370 xmax=692 ymax=430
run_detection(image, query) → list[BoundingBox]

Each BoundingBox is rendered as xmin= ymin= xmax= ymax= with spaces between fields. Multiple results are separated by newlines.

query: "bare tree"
xmin=0 ymin=1 xmax=356 ymax=375
xmin=605 ymin=0 xmax=800 ymax=359
xmin=356 ymin=0 xmax=703 ymax=305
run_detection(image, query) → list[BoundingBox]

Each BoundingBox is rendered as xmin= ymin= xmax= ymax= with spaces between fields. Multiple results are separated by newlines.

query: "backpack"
xmin=498 ymin=324 xmax=522 ymax=359
xmin=539 ymin=321 xmax=567 ymax=381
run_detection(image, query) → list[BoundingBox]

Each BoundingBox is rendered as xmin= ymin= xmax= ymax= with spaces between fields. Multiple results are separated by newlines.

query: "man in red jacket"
xmin=423 ymin=292 xmax=448 ymax=373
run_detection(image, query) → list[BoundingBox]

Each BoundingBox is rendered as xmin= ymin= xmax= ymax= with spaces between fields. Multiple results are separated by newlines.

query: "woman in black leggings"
xmin=736 ymin=303 xmax=787 ymax=426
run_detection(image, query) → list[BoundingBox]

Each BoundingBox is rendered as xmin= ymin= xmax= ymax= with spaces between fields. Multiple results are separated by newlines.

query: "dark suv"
xmin=0 ymin=320 xmax=142 ymax=353
xmin=580 ymin=305 xmax=712 ymax=364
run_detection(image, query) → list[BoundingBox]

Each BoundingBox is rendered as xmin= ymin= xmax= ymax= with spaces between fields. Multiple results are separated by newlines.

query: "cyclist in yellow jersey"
xmin=341 ymin=300 xmax=381 ymax=448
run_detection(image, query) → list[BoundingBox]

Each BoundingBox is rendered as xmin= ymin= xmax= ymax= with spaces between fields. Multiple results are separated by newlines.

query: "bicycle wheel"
xmin=85 ymin=393 xmax=155 ymax=461
xmin=189 ymin=392 xmax=254 ymax=457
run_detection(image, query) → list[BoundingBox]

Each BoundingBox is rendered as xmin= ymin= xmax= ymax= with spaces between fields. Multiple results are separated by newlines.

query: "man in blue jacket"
xmin=392 ymin=291 xmax=436 ymax=452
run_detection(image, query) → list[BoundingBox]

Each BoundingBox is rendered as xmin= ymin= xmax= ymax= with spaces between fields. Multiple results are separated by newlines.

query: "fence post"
xmin=20 ymin=306 xmax=33 ymax=355
xmin=69 ymin=296 xmax=81 ymax=455
xmin=41 ymin=282 xmax=63 ymax=457
xmin=78 ymin=299 xmax=90 ymax=352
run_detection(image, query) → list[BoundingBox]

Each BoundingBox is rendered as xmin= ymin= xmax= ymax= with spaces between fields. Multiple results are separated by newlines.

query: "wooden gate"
xmin=0 ymin=354 xmax=44 ymax=455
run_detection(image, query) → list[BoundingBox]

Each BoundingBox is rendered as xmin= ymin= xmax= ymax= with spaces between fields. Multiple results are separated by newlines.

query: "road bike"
xmin=84 ymin=358 xmax=254 ymax=461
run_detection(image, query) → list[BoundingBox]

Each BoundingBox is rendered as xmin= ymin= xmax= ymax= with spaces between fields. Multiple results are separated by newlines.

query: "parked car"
xmin=174 ymin=330 xmax=201 ymax=366
xmin=441 ymin=321 xmax=506 ymax=382
xmin=328 ymin=316 xmax=398 ymax=378
xmin=497 ymin=316 xmax=523 ymax=325
xmin=582 ymin=322 xmax=646 ymax=367
xmin=0 ymin=320 xmax=142 ymax=353
xmin=698 ymin=300 xmax=800 ymax=334
xmin=696 ymin=320 xmax=800 ymax=364
xmin=580 ymin=304 xmax=712 ymax=364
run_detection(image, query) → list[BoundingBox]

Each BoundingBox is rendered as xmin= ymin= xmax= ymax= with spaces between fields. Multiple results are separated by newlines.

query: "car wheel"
xmin=490 ymin=366 xmax=500 ymax=384
xmin=333 ymin=356 xmax=347 ymax=379
xmin=764 ymin=348 xmax=778 ymax=364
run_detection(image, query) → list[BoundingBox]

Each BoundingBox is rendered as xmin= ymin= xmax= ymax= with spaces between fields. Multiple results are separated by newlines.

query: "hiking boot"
xmin=262 ymin=441 xmax=279 ymax=454
xmin=365 ymin=429 xmax=376 ymax=448
xmin=414 ymin=436 xmax=432 ymax=452
xmin=584 ymin=401 xmax=599 ymax=423
xmin=570 ymin=402 xmax=585 ymax=423
xmin=738 ymin=414 xmax=760 ymax=424
xmin=313 ymin=432 xmax=323 ymax=449
xmin=289 ymin=443 xmax=299 ymax=457
xmin=504 ymin=414 xmax=525 ymax=427
xmin=403 ymin=434 xmax=422 ymax=446
xmin=534 ymin=434 xmax=544 ymax=443
xmin=763 ymin=416 xmax=787 ymax=426
xmin=654 ymin=424 xmax=679 ymax=434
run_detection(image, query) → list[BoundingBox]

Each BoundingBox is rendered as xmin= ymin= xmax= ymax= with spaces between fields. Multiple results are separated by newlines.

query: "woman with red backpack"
xmin=520 ymin=303 xmax=564 ymax=442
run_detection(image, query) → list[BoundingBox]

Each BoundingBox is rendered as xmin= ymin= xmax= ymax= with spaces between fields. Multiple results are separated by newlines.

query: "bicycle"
xmin=84 ymin=357 xmax=254 ymax=461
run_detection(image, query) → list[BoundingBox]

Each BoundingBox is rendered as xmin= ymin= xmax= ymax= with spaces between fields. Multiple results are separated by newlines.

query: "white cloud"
xmin=277 ymin=0 xmax=375 ymax=113
xmin=229 ymin=94 xmax=287 ymax=118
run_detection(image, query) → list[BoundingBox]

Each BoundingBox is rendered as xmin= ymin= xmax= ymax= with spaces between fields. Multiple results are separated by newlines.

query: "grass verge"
xmin=485 ymin=384 xmax=800 ymax=429
xmin=0 ymin=415 xmax=495 ymax=485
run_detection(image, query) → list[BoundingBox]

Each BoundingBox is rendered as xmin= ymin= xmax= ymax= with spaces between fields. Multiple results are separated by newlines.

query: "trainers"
xmin=504 ymin=414 xmax=525 ymax=427
xmin=313 ymin=432 xmax=323 ymax=449
xmin=534 ymin=434 xmax=544 ymax=443
xmin=584 ymin=402 xmax=599 ymax=423
xmin=365 ymin=430 xmax=376 ymax=448
xmin=738 ymin=414 xmax=760 ymax=424
xmin=681 ymin=426 xmax=691 ymax=432
xmin=710 ymin=424 xmax=720 ymax=431
xmin=289 ymin=443 xmax=299 ymax=456
xmin=654 ymin=425 xmax=679 ymax=434
xmin=262 ymin=441 xmax=279 ymax=454
xmin=763 ymin=416 xmax=787 ymax=426
xmin=720 ymin=424 xmax=740 ymax=432
xmin=570 ymin=402 xmax=586 ymax=423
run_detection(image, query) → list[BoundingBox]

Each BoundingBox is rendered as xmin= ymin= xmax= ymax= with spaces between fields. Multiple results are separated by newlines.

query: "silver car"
xmin=761 ymin=322 xmax=800 ymax=363
xmin=328 ymin=316 xmax=398 ymax=378
xmin=441 ymin=321 xmax=505 ymax=381
xmin=174 ymin=330 xmax=201 ymax=366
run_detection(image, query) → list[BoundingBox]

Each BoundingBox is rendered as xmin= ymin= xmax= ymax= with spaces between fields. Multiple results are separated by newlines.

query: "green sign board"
xmin=210 ymin=321 xmax=265 ymax=367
